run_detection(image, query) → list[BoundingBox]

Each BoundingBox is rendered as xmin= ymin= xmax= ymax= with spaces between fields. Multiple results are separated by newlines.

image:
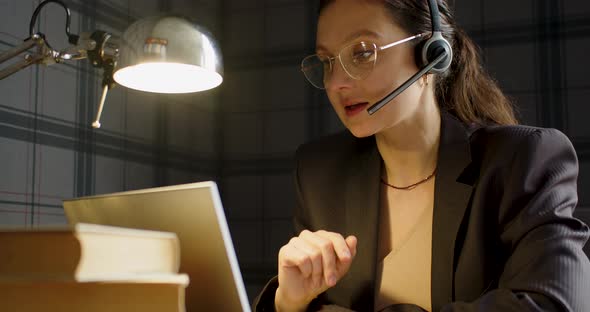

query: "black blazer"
xmin=254 ymin=112 xmax=590 ymax=311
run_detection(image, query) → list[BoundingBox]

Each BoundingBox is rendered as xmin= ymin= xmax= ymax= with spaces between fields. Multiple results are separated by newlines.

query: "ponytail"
xmin=437 ymin=26 xmax=518 ymax=125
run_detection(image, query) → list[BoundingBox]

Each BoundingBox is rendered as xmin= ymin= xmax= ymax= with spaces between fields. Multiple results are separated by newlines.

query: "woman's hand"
xmin=274 ymin=230 xmax=358 ymax=312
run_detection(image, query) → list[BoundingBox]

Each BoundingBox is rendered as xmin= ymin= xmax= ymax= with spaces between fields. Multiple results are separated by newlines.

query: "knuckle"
xmin=329 ymin=234 xmax=345 ymax=246
xmin=278 ymin=247 xmax=293 ymax=263
xmin=318 ymin=240 xmax=332 ymax=251
xmin=296 ymin=254 xmax=311 ymax=267
xmin=309 ymin=250 xmax=322 ymax=262
xmin=300 ymin=229 xmax=312 ymax=237
xmin=332 ymin=232 xmax=344 ymax=241
xmin=278 ymin=244 xmax=288 ymax=255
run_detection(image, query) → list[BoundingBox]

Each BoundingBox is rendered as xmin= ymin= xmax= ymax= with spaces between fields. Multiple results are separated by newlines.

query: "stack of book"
xmin=0 ymin=223 xmax=189 ymax=312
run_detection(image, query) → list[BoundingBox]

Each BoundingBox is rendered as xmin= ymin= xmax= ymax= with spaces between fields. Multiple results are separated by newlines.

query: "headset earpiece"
xmin=420 ymin=32 xmax=452 ymax=74
xmin=415 ymin=0 xmax=453 ymax=74
xmin=367 ymin=0 xmax=454 ymax=114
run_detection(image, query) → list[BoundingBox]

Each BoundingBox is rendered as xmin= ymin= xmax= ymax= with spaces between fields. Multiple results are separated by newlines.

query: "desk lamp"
xmin=0 ymin=0 xmax=223 ymax=128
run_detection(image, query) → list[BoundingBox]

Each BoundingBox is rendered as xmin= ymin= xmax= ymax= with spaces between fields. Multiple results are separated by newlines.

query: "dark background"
xmin=1 ymin=0 xmax=589 ymax=301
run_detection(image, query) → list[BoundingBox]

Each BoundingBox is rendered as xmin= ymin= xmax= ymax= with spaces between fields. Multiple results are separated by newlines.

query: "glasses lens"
xmin=301 ymin=55 xmax=330 ymax=89
xmin=341 ymin=42 xmax=377 ymax=79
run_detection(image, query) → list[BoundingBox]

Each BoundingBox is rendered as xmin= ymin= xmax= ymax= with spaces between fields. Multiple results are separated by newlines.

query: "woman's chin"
xmin=347 ymin=124 xmax=376 ymax=138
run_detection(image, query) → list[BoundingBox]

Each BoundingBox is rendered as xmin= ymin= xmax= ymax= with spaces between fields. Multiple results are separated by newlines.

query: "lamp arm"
xmin=0 ymin=36 xmax=40 ymax=64
xmin=57 ymin=34 xmax=98 ymax=61
xmin=0 ymin=0 xmax=89 ymax=80
xmin=0 ymin=53 xmax=46 ymax=80
xmin=1 ymin=0 xmax=122 ymax=128
xmin=0 ymin=33 xmax=103 ymax=80
xmin=0 ymin=35 xmax=50 ymax=80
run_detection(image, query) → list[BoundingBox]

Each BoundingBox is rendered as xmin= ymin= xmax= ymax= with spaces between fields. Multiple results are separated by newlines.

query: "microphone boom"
xmin=367 ymin=51 xmax=448 ymax=115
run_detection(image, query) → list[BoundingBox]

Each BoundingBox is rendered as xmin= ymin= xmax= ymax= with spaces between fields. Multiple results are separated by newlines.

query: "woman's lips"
xmin=344 ymin=102 xmax=369 ymax=117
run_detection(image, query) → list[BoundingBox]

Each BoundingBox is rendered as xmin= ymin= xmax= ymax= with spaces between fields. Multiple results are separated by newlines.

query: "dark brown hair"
xmin=318 ymin=0 xmax=518 ymax=125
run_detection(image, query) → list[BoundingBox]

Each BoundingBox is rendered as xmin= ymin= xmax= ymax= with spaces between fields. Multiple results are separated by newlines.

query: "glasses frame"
xmin=301 ymin=32 xmax=429 ymax=89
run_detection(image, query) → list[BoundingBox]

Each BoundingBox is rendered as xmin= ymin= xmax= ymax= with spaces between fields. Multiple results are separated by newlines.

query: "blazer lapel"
xmin=338 ymin=136 xmax=382 ymax=311
xmin=332 ymin=113 xmax=474 ymax=311
xmin=430 ymin=112 xmax=474 ymax=311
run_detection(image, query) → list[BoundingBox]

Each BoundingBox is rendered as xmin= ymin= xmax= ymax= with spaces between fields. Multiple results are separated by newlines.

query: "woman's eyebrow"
xmin=316 ymin=29 xmax=381 ymax=52
xmin=344 ymin=29 xmax=381 ymax=42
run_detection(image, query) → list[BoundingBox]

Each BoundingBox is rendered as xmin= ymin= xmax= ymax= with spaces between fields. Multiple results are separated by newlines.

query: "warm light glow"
xmin=113 ymin=62 xmax=223 ymax=93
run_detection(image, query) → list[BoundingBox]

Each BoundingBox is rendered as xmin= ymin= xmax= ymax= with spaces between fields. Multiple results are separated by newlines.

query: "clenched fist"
xmin=274 ymin=230 xmax=358 ymax=312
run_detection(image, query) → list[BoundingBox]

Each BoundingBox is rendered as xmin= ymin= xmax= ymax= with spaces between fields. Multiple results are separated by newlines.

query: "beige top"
xmin=374 ymin=201 xmax=433 ymax=312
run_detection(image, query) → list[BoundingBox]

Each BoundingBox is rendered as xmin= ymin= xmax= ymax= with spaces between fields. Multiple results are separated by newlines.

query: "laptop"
xmin=63 ymin=181 xmax=252 ymax=312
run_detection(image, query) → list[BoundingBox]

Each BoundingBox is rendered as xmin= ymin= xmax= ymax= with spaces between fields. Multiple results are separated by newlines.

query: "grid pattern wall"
xmin=219 ymin=0 xmax=590 ymax=300
xmin=219 ymin=0 xmax=323 ymax=299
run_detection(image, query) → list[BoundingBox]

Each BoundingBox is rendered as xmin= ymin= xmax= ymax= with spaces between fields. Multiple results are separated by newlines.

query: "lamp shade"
xmin=113 ymin=16 xmax=223 ymax=93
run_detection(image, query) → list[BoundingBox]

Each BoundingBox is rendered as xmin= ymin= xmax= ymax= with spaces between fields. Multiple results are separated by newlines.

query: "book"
xmin=0 ymin=223 xmax=180 ymax=281
xmin=0 ymin=274 xmax=189 ymax=312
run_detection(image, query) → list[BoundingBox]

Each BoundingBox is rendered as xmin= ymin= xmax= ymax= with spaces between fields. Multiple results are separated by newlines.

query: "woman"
xmin=254 ymin=0 xmax=590 ymax=311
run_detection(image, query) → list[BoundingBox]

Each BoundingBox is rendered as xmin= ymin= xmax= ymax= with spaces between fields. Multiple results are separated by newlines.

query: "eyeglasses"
xmin=301 ymin=33 xmax=428 ymax=89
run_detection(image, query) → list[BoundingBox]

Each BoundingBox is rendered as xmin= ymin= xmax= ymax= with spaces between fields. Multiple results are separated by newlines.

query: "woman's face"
xmin=317 ymin=0 xmax=427 ymax=137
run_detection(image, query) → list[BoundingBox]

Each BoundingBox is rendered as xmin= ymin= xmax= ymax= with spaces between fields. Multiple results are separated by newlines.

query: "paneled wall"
xmin=220 ymin=0 xmax=313 ymax=298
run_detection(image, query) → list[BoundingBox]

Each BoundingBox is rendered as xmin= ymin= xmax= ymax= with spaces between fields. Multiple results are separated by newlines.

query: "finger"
xmin=315 ymin=230 xmax=352 ymax=262
xmin=326 ymin=233 xmax=356 ymax=279
xmin=333 ymin=235 xmax=358 ymax=276
xmin=300 ymin=230 xmax=338 ymax=287
xmin=279 ymin=243 xmax=312 ymax=278
xmin=345 ymin=235 xmax=358 ymax=258
xmin=290 ymin=237 xmax=323 ymax=288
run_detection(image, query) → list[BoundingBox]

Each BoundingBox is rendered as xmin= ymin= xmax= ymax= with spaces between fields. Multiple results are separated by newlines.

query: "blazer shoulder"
xmin=473 ymin=124 xmax=570 ymax=141
xmin=470 ymin=124 xmax=576 ymax=166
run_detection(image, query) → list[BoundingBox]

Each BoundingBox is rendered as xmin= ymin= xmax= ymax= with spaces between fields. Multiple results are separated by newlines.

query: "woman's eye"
xmin=352 ymin=50 xmax=375 ymax=64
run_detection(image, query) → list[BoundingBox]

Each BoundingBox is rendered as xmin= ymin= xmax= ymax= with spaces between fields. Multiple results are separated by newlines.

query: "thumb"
xmin=345 ymin=235 xmax=357 ymax=257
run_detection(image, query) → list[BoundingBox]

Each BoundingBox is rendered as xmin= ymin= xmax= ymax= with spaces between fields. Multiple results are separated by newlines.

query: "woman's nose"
xmin=324 ymin=58 xmax=354 ymax=91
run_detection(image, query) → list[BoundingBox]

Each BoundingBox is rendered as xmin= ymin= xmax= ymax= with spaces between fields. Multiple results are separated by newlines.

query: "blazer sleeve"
xmin=442 ymin=128 xmax=590 ymax=311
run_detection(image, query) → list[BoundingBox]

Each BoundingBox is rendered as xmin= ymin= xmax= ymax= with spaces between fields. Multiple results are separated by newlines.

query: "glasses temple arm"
xmin=379 ymin=33 xmax=429 ymax=51
xmin=367 ymin=50 xmax=447 ymax=114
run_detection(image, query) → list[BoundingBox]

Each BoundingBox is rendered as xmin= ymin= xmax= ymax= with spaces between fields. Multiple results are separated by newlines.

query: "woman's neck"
xmin=375 ymin=104 xmax=441 ymax=187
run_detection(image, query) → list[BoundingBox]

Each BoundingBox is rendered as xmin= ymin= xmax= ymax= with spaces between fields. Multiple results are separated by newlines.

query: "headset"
xmin=366 ymin=0 xmax=453 ymax=114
